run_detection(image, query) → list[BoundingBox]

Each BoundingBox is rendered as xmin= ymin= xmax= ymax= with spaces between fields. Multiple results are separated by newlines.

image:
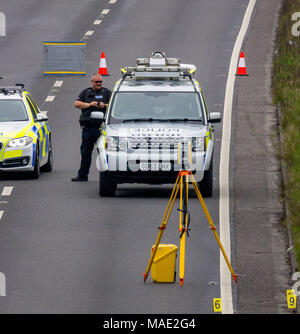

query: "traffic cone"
xmin=236 ymin=51 xmax=248 ymax=76
xmin=98 ymin=52 xmax=109 ymax=76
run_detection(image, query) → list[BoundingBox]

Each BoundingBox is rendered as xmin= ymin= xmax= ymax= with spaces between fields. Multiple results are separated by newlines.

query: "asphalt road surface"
xmin=0 ymin=0 xmax=290 ymax=314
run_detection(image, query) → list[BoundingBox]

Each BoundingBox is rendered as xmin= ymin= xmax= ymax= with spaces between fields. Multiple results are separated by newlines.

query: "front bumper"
xmin=0 ymin=144 xmax=34 ymax=172
xmin=98 ymin=149 xmax=208 ymax=184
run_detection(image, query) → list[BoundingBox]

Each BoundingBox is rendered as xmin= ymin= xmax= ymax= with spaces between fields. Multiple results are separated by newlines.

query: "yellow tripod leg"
xmin=179 ymin=174 xmax=184 ymax=286
xmin=179 ymin=173 xmax=189 ymax=287
xmin=191 ymin=175 xmax=238 ymax=283
xmin=143 ymin=174 xmax=180 ymax=282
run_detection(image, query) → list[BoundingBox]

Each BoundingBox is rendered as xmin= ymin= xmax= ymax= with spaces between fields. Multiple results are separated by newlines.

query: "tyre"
xmin=31 ymin=144 xmax=40 ymax=179
xmin=198 ymin=159 xmax=213 ymax=197
xmin=41 ymin=137 xmax=53 ymax=172
xmin=99 ymin=171 xmax=117 ymax=197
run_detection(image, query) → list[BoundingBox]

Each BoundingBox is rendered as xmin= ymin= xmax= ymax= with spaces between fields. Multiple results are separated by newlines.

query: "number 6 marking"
xmin=213 ymin=298 xmax=222 ymax=312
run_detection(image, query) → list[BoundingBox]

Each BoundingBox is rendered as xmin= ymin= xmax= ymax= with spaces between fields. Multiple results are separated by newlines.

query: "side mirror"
xmin=209 ymin=112 xmax=221 ymax=123
xmin=90 ymin=111 xmax=105 ymax=120
xmin=36 ymin=113 xmax=48 ymax=122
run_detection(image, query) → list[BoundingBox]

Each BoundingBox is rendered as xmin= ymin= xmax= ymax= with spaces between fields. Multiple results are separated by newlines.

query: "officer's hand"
xmin=98 ymin=102 xmax=105 ymax=109
xmin=89 ymin=101 xmax=98 ymax=107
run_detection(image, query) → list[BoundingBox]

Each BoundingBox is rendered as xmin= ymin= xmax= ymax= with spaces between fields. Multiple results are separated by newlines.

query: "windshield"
xmin=0 ymin=100 xmax=29 ymax=122
xmin=109 ymin=92 xmax=204 ymax=124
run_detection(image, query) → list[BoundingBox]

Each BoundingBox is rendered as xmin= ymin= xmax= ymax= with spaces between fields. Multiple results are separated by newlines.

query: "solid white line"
xmin=101 ymin=9 xmax=110 ymax=15
xmin=0 ymin=211 xmax=3 ymax=220
xmin=219 ymin=0 xmax=256 ymax=314
xmin=1 ymin=186 xmax=13 ymax=196
xmin=45 ymin=96 xmax=55 ymax=102
xmin=53 ymin=80 xmax=63 ymax=87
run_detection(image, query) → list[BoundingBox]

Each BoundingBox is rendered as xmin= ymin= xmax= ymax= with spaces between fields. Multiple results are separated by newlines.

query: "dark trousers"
xmin=78 ymin=127 xmax=101 ymax=177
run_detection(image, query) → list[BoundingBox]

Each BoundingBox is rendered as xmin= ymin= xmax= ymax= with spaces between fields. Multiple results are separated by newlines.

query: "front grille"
xmin=129 ymin=136 xmax=182 ymax=150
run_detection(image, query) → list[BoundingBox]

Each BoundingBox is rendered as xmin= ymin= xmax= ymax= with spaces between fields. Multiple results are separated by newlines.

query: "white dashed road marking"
xmin=1 ymin=186 xmax=13 ymax=196
xmin=53 ymin=80 xmax=63 ymax=87
xmin=85 ymin=30 xmax=94 ymax=36
xmin=45 ymin=96 xmax=55 ymax=102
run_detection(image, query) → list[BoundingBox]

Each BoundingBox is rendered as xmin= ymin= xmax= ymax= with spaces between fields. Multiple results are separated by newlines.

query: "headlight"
xmin=8 ymin=136 xmax=33 ymax=148
xmin=105 ymin=136 xmax=128 ymax=151
xmin=105 ymin=136 xmax=118 ymax=151
xmin=192 ymin=137 xmax=205 ymax=152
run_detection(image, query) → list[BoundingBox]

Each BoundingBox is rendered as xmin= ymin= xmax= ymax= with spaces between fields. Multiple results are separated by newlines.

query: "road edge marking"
xmin=219 ymin=0 xmax=256 ymax=314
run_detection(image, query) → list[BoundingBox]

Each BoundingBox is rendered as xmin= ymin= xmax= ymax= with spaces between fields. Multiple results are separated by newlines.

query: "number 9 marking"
xmin=287 ymin=290 xmax=297 ymax=309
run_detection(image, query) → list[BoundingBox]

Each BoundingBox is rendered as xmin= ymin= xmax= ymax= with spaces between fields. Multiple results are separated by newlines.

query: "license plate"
xmin=140 ymin=162 xmax=171 ymax=171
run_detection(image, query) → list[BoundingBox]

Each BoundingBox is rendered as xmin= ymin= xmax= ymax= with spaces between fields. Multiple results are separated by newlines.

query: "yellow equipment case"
xmin=151 ymin=244 xmax=178 ymax=283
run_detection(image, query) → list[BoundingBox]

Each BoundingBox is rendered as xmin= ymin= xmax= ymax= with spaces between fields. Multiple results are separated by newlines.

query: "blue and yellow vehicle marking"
xmin=32 ymin=142 xmax=36 ymax=167
xmin=0 ymin=90 xmax=51 ymax=168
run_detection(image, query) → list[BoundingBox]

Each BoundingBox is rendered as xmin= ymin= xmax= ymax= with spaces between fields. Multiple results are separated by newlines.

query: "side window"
xmin=26 ymin=96 xmax=37 ymax=121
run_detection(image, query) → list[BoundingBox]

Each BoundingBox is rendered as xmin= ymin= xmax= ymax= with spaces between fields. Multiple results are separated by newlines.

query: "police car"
xmin=96 ymin=52 xmax=221 ymax=197
xmin=0 ymin=84 xmax=53 ymax=178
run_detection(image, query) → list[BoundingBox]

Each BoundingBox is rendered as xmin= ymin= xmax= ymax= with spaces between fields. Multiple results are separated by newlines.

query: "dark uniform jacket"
xmin=76 ymin=87 xmax=111 ymax=127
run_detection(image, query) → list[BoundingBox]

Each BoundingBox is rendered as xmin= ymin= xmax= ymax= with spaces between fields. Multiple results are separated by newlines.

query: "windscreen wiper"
xmin=159 ymin=118 xmax=203 ymax=122
xmin=122 ymin=118 xmax=203 ymax=123
xmin=122 ymin=118 xmax=162 ymax=123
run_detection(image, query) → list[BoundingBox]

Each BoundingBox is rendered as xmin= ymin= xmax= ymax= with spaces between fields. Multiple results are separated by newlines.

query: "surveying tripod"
xmin=143 ymin=170 xmax=238 ymax=286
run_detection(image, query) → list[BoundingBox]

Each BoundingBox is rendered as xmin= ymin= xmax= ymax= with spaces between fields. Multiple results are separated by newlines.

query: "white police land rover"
xmin=96 ymin=52 xmax=221 ymax=197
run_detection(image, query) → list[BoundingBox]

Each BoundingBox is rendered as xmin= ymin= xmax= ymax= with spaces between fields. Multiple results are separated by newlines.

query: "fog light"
xmin=21 ymin=158 xmax=29 ymax=166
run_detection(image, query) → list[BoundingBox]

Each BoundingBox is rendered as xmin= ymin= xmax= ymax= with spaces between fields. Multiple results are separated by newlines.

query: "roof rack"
xmin=0 ymin=83 xmax=25 ymax=95
xmin=120 ymin=51 xmax=196 ymax=80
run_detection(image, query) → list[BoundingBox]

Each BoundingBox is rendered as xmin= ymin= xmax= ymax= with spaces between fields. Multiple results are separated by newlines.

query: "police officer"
xmin=72 ymin=74 xmax=111 ymax=181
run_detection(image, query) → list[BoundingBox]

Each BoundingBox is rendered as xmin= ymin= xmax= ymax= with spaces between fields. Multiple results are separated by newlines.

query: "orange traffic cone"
xmin=98 ymin=52 xmax=109 ymax=76
xmin=236 ymin=51 xmax=248 ymax=76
